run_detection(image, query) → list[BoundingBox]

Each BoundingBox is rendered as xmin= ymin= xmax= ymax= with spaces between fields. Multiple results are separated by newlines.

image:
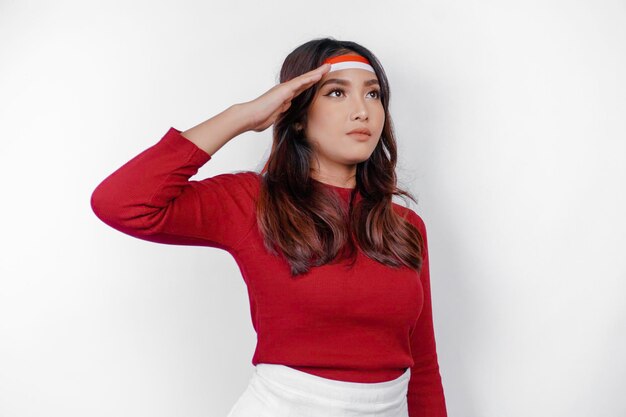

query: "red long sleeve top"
xmin=90 ymin=127 xmax=448 ymax=416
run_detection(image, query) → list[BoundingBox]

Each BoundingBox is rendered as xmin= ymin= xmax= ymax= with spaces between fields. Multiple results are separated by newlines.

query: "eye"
xmin=325 ymin=88 xmax=382 ymax=99
xmin=368 ymin=89 xmax=381 ymax=99
xmin=326 ymin=88 xmax=344 ymax=97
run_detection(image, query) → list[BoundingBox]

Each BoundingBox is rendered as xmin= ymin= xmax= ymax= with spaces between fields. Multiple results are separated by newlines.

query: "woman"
xmin=91 ymin=37 xmax=448 ymax=417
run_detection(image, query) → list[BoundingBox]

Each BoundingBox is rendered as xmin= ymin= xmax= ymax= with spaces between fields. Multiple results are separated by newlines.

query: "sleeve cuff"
xmin=159 ymin=126 xmax=213 ymax=165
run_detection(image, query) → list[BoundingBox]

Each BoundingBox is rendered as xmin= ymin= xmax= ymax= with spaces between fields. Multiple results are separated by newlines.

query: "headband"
xmin=322 ymin=54 xmax=375 ymax=74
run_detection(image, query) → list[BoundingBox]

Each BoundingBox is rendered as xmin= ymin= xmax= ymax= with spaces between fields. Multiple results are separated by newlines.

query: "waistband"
xmin=253 ymin=364 xmax=410 ymax=406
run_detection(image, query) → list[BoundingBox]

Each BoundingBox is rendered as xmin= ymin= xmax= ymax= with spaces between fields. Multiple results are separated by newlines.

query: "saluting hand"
xmin=240 ymin=63 xmax=331 ymax=133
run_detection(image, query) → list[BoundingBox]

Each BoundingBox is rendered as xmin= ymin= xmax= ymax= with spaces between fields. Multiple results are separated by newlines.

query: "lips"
xmin=347 ymin=128 xmax=371 ymax=135
xmin=347 ymin=132 xmax=371 ymax=142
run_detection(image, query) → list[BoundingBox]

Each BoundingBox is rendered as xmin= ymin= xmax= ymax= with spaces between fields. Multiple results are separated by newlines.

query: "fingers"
xmin=289 ymin=63 xmax=331 ymax=95
xmin=263 ymin=63 xmax=330 ymax=118
xmin=301 ymin=63 xmax=331 ymax=85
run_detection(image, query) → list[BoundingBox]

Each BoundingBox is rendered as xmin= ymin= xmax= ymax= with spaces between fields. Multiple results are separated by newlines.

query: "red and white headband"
xmin=322 ymin=54 xmax=375 ymax=74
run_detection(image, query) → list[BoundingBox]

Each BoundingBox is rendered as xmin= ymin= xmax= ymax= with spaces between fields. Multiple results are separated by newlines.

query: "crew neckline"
xmin=311 ymin=177 xmax=356 ymax=191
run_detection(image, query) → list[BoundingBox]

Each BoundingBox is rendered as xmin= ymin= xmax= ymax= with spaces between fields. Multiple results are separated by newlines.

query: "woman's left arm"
xmin=406 ymin=212 xmax=448 ymax=417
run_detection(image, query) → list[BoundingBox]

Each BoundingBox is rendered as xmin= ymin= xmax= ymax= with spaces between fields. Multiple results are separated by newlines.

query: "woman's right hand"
xmin=239 ymin=63 xmax=331 ymax=133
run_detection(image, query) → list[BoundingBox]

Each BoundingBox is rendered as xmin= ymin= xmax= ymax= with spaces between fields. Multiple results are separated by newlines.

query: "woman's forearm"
xmin=180 ymin=103 xmax=251 ymax=156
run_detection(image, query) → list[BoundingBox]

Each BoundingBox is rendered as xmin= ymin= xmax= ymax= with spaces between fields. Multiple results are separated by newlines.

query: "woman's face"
xmin=304 ymin=65 xmax=385 ymax=177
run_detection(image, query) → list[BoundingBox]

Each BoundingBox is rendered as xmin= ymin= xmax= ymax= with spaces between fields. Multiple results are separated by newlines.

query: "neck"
xmin=310 ymin=169 xmax=357 ymax=189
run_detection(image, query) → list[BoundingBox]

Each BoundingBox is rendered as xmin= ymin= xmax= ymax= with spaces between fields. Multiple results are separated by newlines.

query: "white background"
xmin=1 ymin=1 xmax=624 ymax=416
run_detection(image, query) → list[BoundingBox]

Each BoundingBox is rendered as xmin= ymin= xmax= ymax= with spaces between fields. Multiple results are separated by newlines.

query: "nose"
xmin=350 ymin=95 xmax=369 ymax=121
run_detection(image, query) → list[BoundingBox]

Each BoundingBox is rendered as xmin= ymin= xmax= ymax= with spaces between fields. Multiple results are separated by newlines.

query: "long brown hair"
xmin=256 ymin=37 xmax=424 ymax=277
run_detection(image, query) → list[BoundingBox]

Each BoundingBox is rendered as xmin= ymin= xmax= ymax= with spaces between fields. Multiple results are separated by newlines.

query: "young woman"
xmin=91 ymin=37 xmax=448 ymax=417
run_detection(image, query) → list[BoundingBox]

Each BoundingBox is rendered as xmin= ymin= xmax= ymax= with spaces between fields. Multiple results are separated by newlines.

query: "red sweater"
xmin=90 ymin=127 xmax=448 ymax=417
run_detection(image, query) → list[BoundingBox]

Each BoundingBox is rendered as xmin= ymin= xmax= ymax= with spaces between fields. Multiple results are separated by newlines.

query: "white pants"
xmin=226 ymin=363 xmax=411 ymax=417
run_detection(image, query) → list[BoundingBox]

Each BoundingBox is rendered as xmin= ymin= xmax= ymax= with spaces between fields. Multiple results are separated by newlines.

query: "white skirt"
xmin=226 ymin=363 xmax=411 ymax=417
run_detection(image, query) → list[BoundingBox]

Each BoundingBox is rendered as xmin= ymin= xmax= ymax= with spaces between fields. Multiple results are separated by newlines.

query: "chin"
xmin=343 ymin=154 xmax=372 ymax=164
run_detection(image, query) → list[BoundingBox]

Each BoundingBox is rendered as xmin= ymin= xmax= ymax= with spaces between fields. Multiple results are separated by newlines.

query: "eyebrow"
xmin=319 ymin=78 xmax=380 ymax=89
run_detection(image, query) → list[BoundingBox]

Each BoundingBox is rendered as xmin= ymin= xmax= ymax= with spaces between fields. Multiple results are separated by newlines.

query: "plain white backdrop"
xmin=1 ymin=1 xmax=624 ymax=416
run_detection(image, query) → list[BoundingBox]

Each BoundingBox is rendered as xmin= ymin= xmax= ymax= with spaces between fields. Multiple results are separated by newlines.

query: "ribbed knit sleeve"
xmin=407 ymin=212 xmax=448 ymax=417
xmin=90 ymin=127 xmax=259 ymax=252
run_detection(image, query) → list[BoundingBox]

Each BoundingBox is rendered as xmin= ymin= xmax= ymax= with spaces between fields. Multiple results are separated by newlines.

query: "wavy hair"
xmin=256 ymin=37 xmax=425 ymax=277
